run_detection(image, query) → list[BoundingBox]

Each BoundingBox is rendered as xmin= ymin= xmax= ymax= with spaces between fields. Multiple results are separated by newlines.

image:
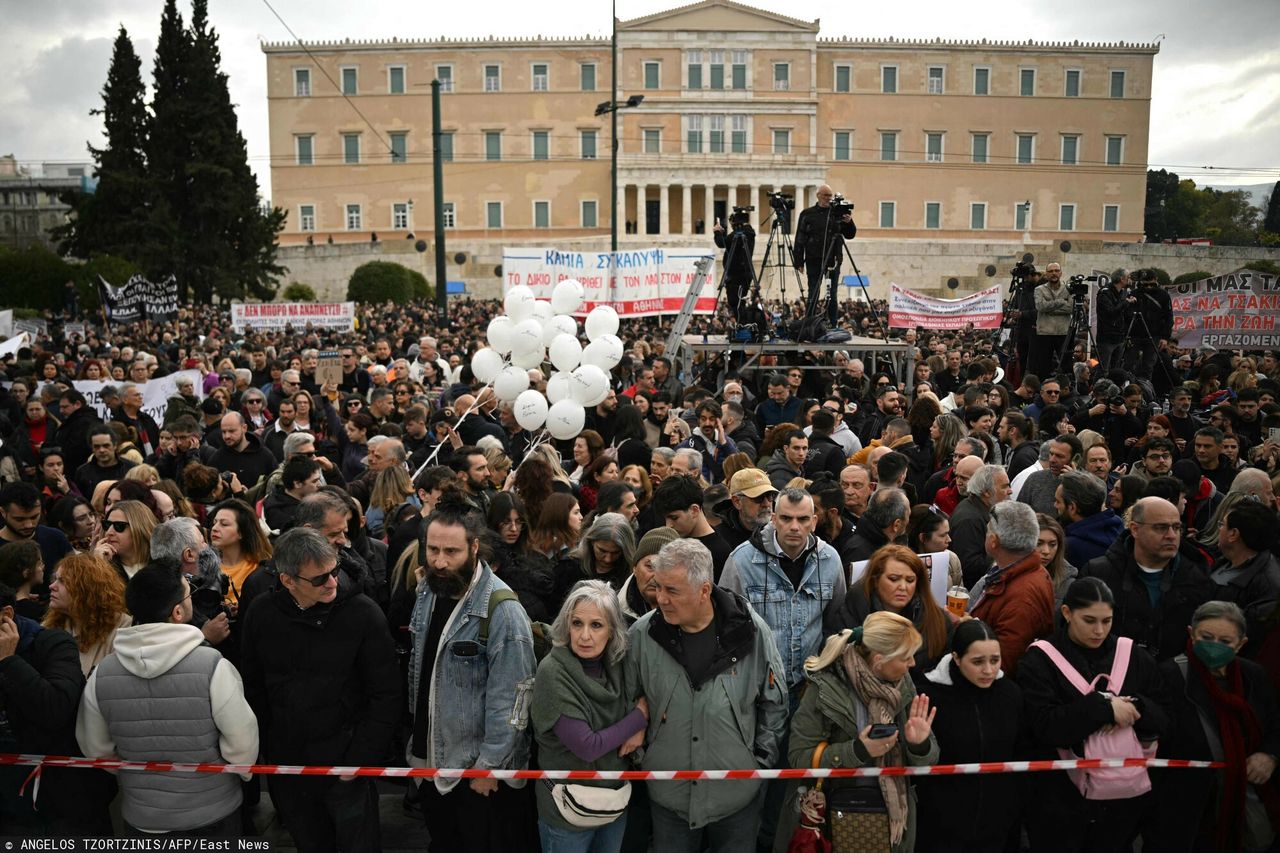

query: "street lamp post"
xmin=600 ymin=0 xmax=643 ymax=298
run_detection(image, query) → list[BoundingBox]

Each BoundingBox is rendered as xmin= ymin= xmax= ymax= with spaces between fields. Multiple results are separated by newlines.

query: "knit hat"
xmin=1171 ymin=459 xmax=1202 ymax=493
xmin=635 ymin=527 xmax=679 ymax=564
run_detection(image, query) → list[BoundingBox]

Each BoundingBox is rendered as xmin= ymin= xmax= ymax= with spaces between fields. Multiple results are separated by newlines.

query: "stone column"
xmin=704 ymin=184 xmax=715 ymax=233
xmin=681 ymin=184 xmax=692 ymax=235
xmin=658 ymin=184 xmax=669 ymax=236
xmin=617 ymin=184 xmax=628 ymax=237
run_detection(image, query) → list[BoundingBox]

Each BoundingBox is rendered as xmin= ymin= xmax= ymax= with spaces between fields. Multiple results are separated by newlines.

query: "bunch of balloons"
xmin=469 ymin=279 xmax=623 ymax=440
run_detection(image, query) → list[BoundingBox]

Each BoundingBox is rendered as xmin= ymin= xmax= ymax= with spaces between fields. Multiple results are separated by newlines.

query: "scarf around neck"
xmin=841 ymin=645 xmax=909 ymax=845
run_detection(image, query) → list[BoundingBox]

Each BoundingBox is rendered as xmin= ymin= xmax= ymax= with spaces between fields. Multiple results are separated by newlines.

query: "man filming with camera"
xmin=713 ymin=207 xmax=756 ymax=322
xmin=1095 ymin=268 xmax=1133 ymax=375
xmin=1126 ymin=269 xmax=1174 ymax=381
xmin=793 ymin=184 xmax=856 ymax=327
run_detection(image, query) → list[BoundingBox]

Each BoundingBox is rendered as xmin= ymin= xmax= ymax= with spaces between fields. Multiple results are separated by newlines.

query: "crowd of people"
xmin=0 ymin=292 xmax=1279 ymax=853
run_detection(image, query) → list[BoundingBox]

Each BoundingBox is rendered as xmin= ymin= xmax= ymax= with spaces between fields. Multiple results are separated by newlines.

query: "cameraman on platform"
xmin=713 ymin=208 xmax=756 ymax=321
xmin=1007 ymin=264 xmax=1040 ymax=377
xmin=793 ymin=184 xmax=856 ymax=326
xmin=1095 ymin=268 xmax=1133 ymax=375
xmin=1127 ymin=269 xmax=1174 ymax=381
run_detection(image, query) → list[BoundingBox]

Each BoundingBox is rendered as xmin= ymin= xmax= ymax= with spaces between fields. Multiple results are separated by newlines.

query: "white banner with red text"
xmin=1165 ymin=269 xmax=1280 ymax=350
xmin=231 ymin=302 xmax=357 ymax=332
xmin=888 ymin=284 xmax=1003 ymax=330
xmin=502 ymin=247 xmax=716 ymax=317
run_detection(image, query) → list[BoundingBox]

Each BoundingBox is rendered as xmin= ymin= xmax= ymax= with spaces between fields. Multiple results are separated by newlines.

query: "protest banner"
xmin=850 ymin=550 xmax=950 ymax=612
xmin=1165 ymin=269 xmax=1280 ymax=349
xmin=888 ymin=284 xmax=1003 ymax=330
xmin=230 ymin=302 xmax=357 ymax=332
xmin=0 ymin=311 xmax=12 ymax=339
xmin=502 ymin=247 xmax=716 ymax=317
xmin=40 ymin=370 xmax=203 ymax=424
xmin=0 ymin=333 xmax=30 ymax=360
xmin=14 ymin=319 xmax=47 ymax=338
xmin=98 ymin=275 xmax=180 ymax=324
xmin=63 ymin=322 xmax=87 ymax=341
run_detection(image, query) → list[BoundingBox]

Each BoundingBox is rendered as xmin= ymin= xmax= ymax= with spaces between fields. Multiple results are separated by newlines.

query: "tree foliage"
xmin=1144 ymin=169 xmax=1268 ymax=246
xmin=1264 ymin=181 xmax=1280 ymax=235
xmin=0 ymin=245 xmax=74 ymax=311
xmin=281 ymin=282 xmax=317 ymax=301
xmin=347 ymin=261 xmax=423 ymax=303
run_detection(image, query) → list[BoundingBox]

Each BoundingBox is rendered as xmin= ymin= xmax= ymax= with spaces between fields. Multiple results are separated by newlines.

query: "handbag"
xmin=827 ymin=784 xmax=891 ymax=853
xmin=546 ymin=780 xmax=631 ymax=828
xmin=787 ymin=742 xmax=832 ymax=853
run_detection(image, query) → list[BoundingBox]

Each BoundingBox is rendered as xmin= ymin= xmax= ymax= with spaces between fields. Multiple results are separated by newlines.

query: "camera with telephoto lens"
xmin=829 ymin=194 xmax=854 ymax=216
xmin=729 ymin=205 xmax=754 ymax=227
xmin=768 ymin=192 xmax=795 ymax=213
xmin=1011 ymin=260 xmax=1036 ymax=279
xmin=190 ymin=572 xmax=234 ymax=624
xmin=1068 ymin=274 xmax=1098 ymax=299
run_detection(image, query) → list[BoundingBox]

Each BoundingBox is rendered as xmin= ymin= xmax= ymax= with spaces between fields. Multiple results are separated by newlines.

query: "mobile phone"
xmin=867 ymin=723 xmax=898 ymax=740
xmin=1270 ymin=428 xmax=1280 ymax=444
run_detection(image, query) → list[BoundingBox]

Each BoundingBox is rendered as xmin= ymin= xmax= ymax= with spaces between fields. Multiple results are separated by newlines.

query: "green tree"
xmin=347 ymin=261 xmax=414 ymax=303
xmin=281 ymin=282 xmax=317 ymax=301
xmin=1200 ymin=187 xmax=1259 ymax=246
xmin=145 ymin=0 xmax=191 ymax=288
xmin=0 ymin=245 xmax=74 ymax=311
xmin=1261 ymin=180 xmax=1280 ymax=234
xmin=407 ymin=269 xmax=432 ymax=301
xmin=1144 ymin=169 xmax=1181 ymax=242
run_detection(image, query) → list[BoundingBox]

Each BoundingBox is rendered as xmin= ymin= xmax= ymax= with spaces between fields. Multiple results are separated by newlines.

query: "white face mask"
xmin=725 ymin=394 xmax=742 ymax=404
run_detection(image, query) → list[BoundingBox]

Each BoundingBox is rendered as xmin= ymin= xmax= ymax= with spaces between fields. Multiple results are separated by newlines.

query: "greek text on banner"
xmin=888 ymin=283 xmax=1003 ymax=330
xmin=502 ymin=247 xmax=716 ymax=317
xmin=1165 ymin=269 xmax=1280 ymax=349
xmin=231 ymin=302 xmax=356 ymax=332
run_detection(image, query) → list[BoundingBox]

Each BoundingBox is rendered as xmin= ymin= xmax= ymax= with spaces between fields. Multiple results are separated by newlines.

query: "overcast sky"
xmin=3 ymin=0 xmax=1277 ymax=202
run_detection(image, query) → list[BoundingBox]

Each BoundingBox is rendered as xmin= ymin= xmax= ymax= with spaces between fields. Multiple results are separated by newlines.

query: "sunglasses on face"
xmin=106 ymin=519 xmax=130 ymax=533
xmin=293 ymin=567 xmax=341 ymax=587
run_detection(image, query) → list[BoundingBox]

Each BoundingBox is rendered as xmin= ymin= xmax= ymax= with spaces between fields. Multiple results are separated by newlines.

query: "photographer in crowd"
xmin=793 ymin=184 xmax=856 ymax=327
xmin=712 ymin=208 xmax=756 ymax=323
xmin=1127 ymin=269 xmax=1175 ymax=382
xmin=1096 ymin=269 xmax=1134 ymax=376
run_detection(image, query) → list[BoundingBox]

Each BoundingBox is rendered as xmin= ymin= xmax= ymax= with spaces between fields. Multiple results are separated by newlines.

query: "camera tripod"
xmin=1057 ymin=291 xmax=1096 ymax=376
xmin=713 ymin=224 xmax=764 ymax=342
xmin=755 ymin=210 xmax=806 ymax=336
xmin=1122 ymin=293 xmax=1180 ymax=390
xmin=816 ymin=231 xmax=884 ymax=336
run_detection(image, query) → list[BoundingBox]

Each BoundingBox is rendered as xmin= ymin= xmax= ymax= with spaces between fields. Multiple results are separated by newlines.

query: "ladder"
xmin=663 ymin=255 xmax=715 ymax=366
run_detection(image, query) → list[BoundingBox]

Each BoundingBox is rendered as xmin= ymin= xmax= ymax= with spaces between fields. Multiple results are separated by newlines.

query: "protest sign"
xmin=502 ymin=247 xmax=716 ymax=317
xmin=40 ymin=369 xmax=203 ymax=424
xmin=14 ymin=319 xmax=47 ymax=337
xmin=849 ymin=550 xmax=950 ymax=612
xmin=231 ymin=302 xmax=357 ymax=332
xmin=0 ymin=311 xmax=12 ymax=339
xmin=888 ymin=284 xmax=1003 ymax=330
xmin=98 ymin=275 xmax=180 ymax=324
xmin=63 ymin=322 xmax=87 ymax=341
xmin=1165 ymin=269 xmax=1280 ymax=349
xmin=0 ymin=333 xmax=30 ymax=360
xmin=316 ymin=351 xmax=342 ymax=387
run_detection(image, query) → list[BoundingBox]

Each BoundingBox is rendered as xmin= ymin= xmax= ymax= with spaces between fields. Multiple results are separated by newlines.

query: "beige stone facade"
xmin=262 ymin=0 xmax=1157 ymax=294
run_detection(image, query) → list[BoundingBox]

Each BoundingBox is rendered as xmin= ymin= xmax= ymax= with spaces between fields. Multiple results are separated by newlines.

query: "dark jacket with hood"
xmin=53 ymin=405 xmax=101 ymax=473
xmin=487 ymin=536 xmax=557 ymax=625
xmin=1064 ymin=509 xmax=1126 ymax=569
xmin=1083 ymin=533 xmax=1213 ymax=660
xmin=765 ymin=448 xmax=802 ymax=490
xmin=802 ymin=432 xmax=847 ymax=481
xmin=845 ymin=518 xmax=893 ymax=564
xmin=262 ymin=489 xmax=302 ymax=534
xmin=1209 ymin=550 xmax=1280 ymax=658
xmin=208 ymin=431 xmax=278 ymax=493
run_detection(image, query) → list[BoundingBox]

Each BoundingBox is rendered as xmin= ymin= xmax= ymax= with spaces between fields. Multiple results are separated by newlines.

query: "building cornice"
xmin=818 ymin=37 xmax=1160 ymax=55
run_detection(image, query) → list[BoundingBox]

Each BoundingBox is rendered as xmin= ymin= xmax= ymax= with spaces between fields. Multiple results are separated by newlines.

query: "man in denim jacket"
xmin=407 ymin=500 xmax=536 ymax=850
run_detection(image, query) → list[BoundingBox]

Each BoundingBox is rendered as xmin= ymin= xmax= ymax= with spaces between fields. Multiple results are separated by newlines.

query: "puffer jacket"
xmin=1064 ymin=509 xmax=1126 ymax=569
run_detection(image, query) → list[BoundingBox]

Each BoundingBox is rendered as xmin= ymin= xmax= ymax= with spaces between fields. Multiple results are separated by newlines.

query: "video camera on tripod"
xmin=1068 ymin=274 xmax=1099 ymax=300
xmin=1002 ymin=257 xmax=1036 ymax=327
xmin=828 ymin=194 xmax=854 ymax=217
xmin=728 ymin=205 xmax=754 ymax=227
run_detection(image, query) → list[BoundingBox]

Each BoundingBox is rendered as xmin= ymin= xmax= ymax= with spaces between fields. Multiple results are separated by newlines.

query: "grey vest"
xmin=95 ymin=645 xmax=242 ymax=832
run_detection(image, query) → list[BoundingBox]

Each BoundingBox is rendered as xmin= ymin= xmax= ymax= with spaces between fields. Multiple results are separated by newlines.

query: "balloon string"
xmin=411 ymin=380 xmax=493 ymax=481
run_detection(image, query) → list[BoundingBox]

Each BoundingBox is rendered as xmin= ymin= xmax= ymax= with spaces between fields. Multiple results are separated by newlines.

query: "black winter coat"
xmin=1209 ymin=550 xmax=1280 ymax=658
xmin=845 ymin=522 xmax=893 ymax=564
xmin=802 ymin=433 xmax=846 ymax=481
xmin=208 ymin=432 xmax=278 ymax=493
xmin=52 ymin=406 xmax=100 ymax=473
xmin=949 ymin=494 xmax=993 ymax=588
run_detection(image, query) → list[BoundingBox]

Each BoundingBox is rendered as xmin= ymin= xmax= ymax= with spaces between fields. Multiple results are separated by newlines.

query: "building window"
xmin=834 ymin=131 xmax=851 ymax=161
xmin=773 ymin=63 xmax=790 ymax=91
xmin=389 ymin=66 xmax=405 ymax=94
xmin=1061 ymin=135 xmax=1079 ymax=165
xmin=486 ymin=202 xmax=502 ymax=229
xmin=971 ymin=133 xmax=989 ymax=164
xmin=688 ymin=50 xmax=703 ymax=89
xmin=1103 ymin=204 xmax=1119 ymax=232
xmin=731 ymin=115 xmax=747 ymax=153
xmin=879 ymin=202 xmax=896 ymax=228
xmin=531 ymin=63 xmax=549 ymax=92
xmin=1059 ymin=204 xmax=1076 ymax=230
xmin=392 ymin=203 xmax=409 ymax=230
xmin=485 ymin=131 xmax=502 ymax=161
xmin=927 ymin=66 xmax=944 ymax=94
xmin=1019 ymin=68 xmax=1035 ymax=96
xmin=342 ymin=133 xmax=360 ymax=165
xmin=687 ymin=116 xmax=703 ymax=154
xmin=709 ymin=116 xmax=725 ymax=153
xmin=1016 ymin=134 xmax=1035 ymax=164
xmin=439 ymin=132 xmax=454 ymax=162
xmin=436 ymin=65 xmax=453 ymax=92
xmin=925 ymin=202 xmax=941 ymax=229
xmin=582 ymin=200 xmax=598 ymax=228
xmin=970 ymin=202 xmax=987 ymax=230
xmin=731 ymin=51 xmax=747 ymax=89
xmin=441 ymin=202 xmax=455 ymax=228
xmin=341 ymin=67 xmax=357 ymax=95
xmin=531 ymin=131 xmax=549 ymax=161
xmin=834 ymin=64 xmax=851 ymax=93
xmin=926 ymin=132 xmax=943 ymax=162
xmin=580 ymin=63 xmax=596 ymax=92
xmin=1065 ymin=69 xmax=1080 ymax=97
xmin=1110 ymin=70 xmax=1126 ymax=98
xmin=643 ymin=129 xmax=660 ymax=154
xmin=345 ymin=204 xmax=361 ymax=230
xmin=1016 ymin=202 xmax=1030 ymax=230
xmin=484 ymin=65 xmax=501 ymax=92
xmin=644 ymin=61 xmax=660 ymax=90
xmin=294 ymin=68 xmax=311 ymax=97
xmin=880 ymin=131 xmax=898 ymax=161
xmin=295 ymin=135 xmax=314 ymax=166
xmin=973 ymin=66 xmax=989 ymax=95
xmin=580 ymin=130 xmax=597 ymax=159
xmin=709 ymin=51 xmax=725 ymax=89
xmin=772 ymin=128 xmax=791 ymax=155
xmin=534 ymin=201 xmax=550 ymax=229
xmin=1106 ymin=135 xmax=1124 ymax=166
xmin=881 ymin=65 xmax=898 ymax=94
xmin=389 ymin=132 xmax=407 ymax=164
xmin=299 ymin=204 xmax=316 ymax=231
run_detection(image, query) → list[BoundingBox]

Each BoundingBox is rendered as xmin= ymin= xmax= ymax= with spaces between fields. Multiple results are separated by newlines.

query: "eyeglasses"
xmin=1136 ymin=522 xmax=1183 ymax=535
xmin=499 ymin=519 xmax=525 ymax=529
xmin=1042 ymin=389 xmax=1061 ymax=396
xmin=106 ymin=519 xmax=130 ymax=533
xmin=293 ymin=567 xmax=341 ymax=587
xmin=1145 ymin=453 xmax=1172 ymax=461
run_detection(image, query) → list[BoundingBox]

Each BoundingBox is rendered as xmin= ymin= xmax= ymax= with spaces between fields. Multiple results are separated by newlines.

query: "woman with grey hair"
xmin=530 ymin=580 xmax=647 ymax=852
xmin=574 ymin=512 xmax=637 ymax=593
xmin=1148 ymin=600 xmax=1280 ymax=853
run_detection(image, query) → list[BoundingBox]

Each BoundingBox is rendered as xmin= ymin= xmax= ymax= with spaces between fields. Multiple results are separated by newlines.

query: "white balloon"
xmin=542 ymin=314 xmax=579 ymax=346
xmin=470 ymin=348 xmax=504 ymax=383
xmin=504 ymin=285 xmax=537 ymax=322
xmin=510 ymin=347 xmax=545 ymax=369
xmin=510 ymin=318 xmax=544 ymax=355
xmin=548 ymin=334 xmax=583 ymax=372
xmin=486 ymin=316 xmax=514 ymax=355
xmin=546 ymin=372 xmax=573 ymax=404
xmin=551 ymin=279 xmax=585 ymax=315
xmin=493 ymin=366 xmax=531 ymax=402
xmin=581 ymin=334 xmax=623 ymax=371
xmin=584 ymin=305 xmax=620 ymax=341
xmin=546 ymin=399 xmax=586 ymax=440
xmin=513 ymin=390 xmax=549 ymax=431
xmin=569 ymin=364 xmax=610 ymax=407
xmin=531 ymin=300 xmax=554 ymax=325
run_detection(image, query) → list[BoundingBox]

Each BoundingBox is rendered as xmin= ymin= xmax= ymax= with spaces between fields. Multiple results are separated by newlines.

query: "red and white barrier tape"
xmin=0 ymin=753 xmax=1222 ymax=780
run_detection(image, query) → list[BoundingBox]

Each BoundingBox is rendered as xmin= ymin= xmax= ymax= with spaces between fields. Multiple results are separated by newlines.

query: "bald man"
xmin=452 ymin=393 xmax=508 ymax=450
xmin=793 ymin=183 xmax=856 ymax=327
xmin=209 ymin=411 xmax=279 ymax=491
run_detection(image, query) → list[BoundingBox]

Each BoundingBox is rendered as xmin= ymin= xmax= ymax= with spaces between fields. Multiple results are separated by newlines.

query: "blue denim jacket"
xmin=719 ymin=524 xmax=847 ymax=688
xmin=407 ymin=562 xmax=535 ymax=792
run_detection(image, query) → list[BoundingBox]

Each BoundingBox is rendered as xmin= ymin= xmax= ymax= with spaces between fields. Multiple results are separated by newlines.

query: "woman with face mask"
xmin=916 ymin=620 xmax=1024 ymax=852
xmin=1146 ymin=601 xmax=1280 ymax=853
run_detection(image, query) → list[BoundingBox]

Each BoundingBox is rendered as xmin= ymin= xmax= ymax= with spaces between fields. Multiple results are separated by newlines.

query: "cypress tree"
xmin=1264 ymin=180 xmax=1280 ymax=235
xmin=146 ymin=0 xmax=192 ymax=293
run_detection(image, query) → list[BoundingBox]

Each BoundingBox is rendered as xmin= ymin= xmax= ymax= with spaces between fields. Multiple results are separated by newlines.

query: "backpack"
xmin=481 ymin=587 xmax=552 ymax=662
xmin=1028 ymin=636 xmax=1157 ymax=800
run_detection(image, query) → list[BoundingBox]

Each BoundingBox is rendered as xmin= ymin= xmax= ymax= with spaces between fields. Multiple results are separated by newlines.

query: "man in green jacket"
xmin=624 ymin=539 xmax=788 ymax=851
